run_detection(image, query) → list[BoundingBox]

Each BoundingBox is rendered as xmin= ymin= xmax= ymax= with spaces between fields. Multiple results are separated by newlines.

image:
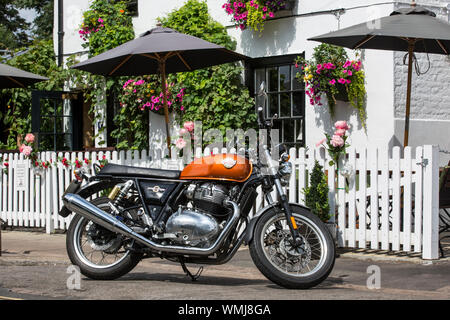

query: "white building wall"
xmin=54 ymin=0 xmax=449 ymax=160
xmin=135 ymin=0 xmax=398 ymax=152
xmin=393 ymin=0 xmax=450 ymax=165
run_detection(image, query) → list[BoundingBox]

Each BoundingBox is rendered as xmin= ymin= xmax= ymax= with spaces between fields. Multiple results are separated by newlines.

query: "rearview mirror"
xmin=257 ymin=81 xmax=266 ymax=97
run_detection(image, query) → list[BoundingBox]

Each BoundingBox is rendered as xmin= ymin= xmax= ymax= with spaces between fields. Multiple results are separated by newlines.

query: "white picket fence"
xmin=0 ymin=145 xmax=440 ymax=259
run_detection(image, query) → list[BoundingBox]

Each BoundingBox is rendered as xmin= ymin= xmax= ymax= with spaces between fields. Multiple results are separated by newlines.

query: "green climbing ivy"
xmin=158 ymin=0 xmax=257 ymax=145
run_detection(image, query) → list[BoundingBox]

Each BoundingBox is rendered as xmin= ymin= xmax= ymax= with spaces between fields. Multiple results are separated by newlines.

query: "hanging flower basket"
xmin=223 ymin=0 xmax=296 ymax=32
xmin=295 ymin=44 xmax=366 ymax=128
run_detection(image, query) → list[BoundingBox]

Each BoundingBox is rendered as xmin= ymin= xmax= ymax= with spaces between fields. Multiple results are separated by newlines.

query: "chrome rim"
xmin=73 ymin=202 xmax=130 ymax=269
xmin=260 ymin=213 xmax=327 ymax=277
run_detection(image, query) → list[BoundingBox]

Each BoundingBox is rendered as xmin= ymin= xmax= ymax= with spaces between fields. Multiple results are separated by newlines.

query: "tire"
xmin=249 ymin=205 xmax=335 ymax=289
xmin=66 ymin=197 xmax=142 ymax=280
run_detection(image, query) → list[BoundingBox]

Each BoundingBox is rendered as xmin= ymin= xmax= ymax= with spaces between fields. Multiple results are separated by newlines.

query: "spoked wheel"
xmin=249 ymin=205 xmax=335 ymax=289
xmin=66 ymin=197 xmax=142 ymax=280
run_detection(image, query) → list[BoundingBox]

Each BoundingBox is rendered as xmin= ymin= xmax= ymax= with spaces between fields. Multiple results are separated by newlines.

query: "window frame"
xmin=31 ymin=90 xmax=83 ymax=152
xmin=245 ymin=53 xmax=306 ymax=149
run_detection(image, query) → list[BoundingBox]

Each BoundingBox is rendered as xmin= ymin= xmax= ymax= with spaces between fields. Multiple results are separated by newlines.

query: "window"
xmin=31 ymin=91 xmax=83 ymax=151
xmin=246 ymin=54 xmax=305 ymax=149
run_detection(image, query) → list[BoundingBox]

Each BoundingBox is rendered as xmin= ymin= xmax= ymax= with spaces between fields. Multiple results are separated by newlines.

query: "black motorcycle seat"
xmin=97 ymin=163 xmax=181 ymax=179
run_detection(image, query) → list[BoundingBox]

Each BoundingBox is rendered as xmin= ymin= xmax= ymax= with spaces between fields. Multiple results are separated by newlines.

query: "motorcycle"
xmin=59 ymin=83 xmax=335 ymax=289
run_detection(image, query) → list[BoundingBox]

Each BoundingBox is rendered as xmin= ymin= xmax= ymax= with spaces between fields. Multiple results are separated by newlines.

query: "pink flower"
xmin=21 ymin=145 xmax=33 ymax=157
xmin=329 ymin=79 xmax=336 ymax=85
xmin=316 ymin=138 xmax=326 ymax=147
xmin=179 ymin=128 xmax=188 ymax=135
xmin=19 ymin=144 xmax=25 ymax=153
xmin=347 ymin=70 xmax=353 ymax=76
xmin=334 ymin=129 xmax=346 ymax=136
xmin=343 ymin=60 xmax=352 ymax=68
xmin=337 ymin=78 xmax=346 ymax=84
xmin=335 ymin=120 xmax=349 ymax=130
xmin=98 ymin=18 xmax=104 ymax=23
xmin=269 ymin=12 xmax=274 ymax=18
xmin=25 ymin=133 xmax=35 ymax=144
xmin=175 ymin=138 xmax=186 ymax=149
xmin=330 ymin=135 xmax=344 ymax=147
xmin=183 ymin=121 xmax=194 ymax=132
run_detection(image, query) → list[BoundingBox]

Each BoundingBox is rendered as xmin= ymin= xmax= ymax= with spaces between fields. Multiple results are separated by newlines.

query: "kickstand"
xmin=180 ymin=259 xmax=203 ymax=281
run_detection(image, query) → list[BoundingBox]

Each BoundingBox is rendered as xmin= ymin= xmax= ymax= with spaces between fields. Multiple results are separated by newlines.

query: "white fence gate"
xmin=0 ymin=145 xmax=440 ymax=259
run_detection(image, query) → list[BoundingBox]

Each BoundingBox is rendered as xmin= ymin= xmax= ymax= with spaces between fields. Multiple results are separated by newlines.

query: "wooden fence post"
xmin=422 ymin=145 xmax=439 ymax=260
xmin=45 ymin=152 xmax=54 ymax=234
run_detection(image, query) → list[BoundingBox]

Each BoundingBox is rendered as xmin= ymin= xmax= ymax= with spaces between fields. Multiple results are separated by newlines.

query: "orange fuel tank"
xmin=180 ymin=153 xmax=252 ymax=183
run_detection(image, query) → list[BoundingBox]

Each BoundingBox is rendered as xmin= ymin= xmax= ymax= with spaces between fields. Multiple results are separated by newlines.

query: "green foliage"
xmin=0 ymin=0 xmax=31 ymax=50
xmin=159 ymin=0 xmax=257 ymax=144
xmin=0 ymin=39 xmax=84 ymax=149
xmin=312 ymin=44 xmax=347 ymax=66
xmin=111 ymin=90 xmax=149 ymax=150
xmin=16 ymin=0 xmax=54 ymax=40
xmin=346 ymin=70 xmax=366 ymax=129
xmin=246 ymin=2 xmax=265 ymax=32
xmin=303 ymin=161 xmax=331 ymax=222
xmin=78 ymin=0 xmax=135 ymax=147
xmin=80 ymin=0 xmax=134 ymax=57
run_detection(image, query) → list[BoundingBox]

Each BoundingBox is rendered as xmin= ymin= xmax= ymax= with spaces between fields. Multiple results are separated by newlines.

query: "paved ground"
xmin=0 ymin=230 xmax=449 ymax=300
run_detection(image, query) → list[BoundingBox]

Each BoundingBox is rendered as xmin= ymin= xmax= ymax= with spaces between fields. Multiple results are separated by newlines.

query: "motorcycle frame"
xmin=59 ymin=82 xmax=307 ymax=264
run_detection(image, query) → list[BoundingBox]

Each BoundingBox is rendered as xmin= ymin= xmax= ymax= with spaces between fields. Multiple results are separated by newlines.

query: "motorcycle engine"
xmin=165 ymin=183 xmax=232 ymax=247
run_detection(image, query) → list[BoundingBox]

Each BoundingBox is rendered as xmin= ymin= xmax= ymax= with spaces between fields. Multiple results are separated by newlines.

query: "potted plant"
xmin=222 ymin=0 xmax=296 ymax=32
xmin=295 ymin=44 xmax=367 ymax=128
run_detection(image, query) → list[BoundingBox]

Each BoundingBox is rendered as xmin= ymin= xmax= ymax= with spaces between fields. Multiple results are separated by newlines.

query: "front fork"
xmin=262 ymin=147 xmax=303 ymax=248
xmin=273 ymin=179 xmax=304 ymax=248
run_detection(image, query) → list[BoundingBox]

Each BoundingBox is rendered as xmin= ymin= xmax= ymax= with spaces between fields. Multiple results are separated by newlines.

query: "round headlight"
xmin=278 ymin=161 xmax=292 ymax=178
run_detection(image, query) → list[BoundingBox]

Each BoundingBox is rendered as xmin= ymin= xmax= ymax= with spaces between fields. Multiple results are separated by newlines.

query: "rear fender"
xmin=243 ymin=202 xmax=310 ymax=245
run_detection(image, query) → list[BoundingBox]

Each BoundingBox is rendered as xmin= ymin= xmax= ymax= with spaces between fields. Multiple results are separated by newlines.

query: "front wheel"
xmin=249 ymin=205 xmax=335 ymax=289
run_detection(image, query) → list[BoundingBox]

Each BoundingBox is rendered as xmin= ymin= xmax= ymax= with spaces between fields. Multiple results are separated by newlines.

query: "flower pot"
xmin=333 ymin=83 xmax=349 ymax=102
xmin=270 ymin=0 xmax=296 ymax=19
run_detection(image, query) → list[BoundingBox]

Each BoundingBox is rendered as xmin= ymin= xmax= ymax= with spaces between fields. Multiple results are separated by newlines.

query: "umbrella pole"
xmin=403 ymin=40 xmax=415 ymax=147
xmin=160 ymin=60 xmax=172 ymax=157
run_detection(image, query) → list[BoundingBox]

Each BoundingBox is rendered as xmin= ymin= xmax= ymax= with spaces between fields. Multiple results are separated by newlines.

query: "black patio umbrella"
xmin=0 ymin=63 xmax=48 ymax=89
xmin=308 ymin=2 xmax=450 ymax=146
xmin=72 ymin=26 xmax=249 ymax=155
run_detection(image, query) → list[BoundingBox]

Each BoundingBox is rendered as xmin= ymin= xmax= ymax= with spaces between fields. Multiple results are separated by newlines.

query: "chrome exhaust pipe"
xmin=62 ymin=193 xmax=240 ymax=256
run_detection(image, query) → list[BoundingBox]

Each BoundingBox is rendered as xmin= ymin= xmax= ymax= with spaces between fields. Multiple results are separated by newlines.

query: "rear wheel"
xmin=66 ymin=197 xmax=142 ymax=280
xmin=249 ymin=205 xmax=335 ymax=289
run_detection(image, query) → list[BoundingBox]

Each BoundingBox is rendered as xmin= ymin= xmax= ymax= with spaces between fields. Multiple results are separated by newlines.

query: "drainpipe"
xmin=57 ymin=0 xmax=64 ymax=67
